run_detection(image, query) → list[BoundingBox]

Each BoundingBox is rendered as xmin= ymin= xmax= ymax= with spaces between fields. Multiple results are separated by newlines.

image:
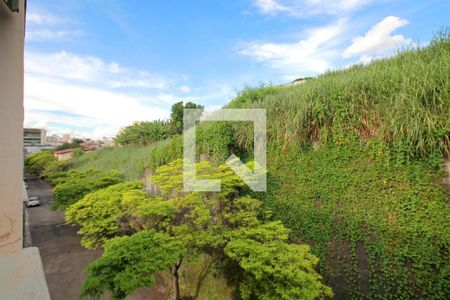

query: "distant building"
xmin=62 ymin=133 xmax=72 ymax=143
xmin=23 ymin=128 xmax=46 ymax=146
xmin=101 ymin=139 xmax=115 ymax=148
xmin=81 ymin=141 xmax=98 ymax=152
xmin=54 ymin=148 xmax=76 ymax=161
xmin=23 ymin=145 xmax=54 ymax=157
xmin=46 ymin=134 xmax=64 ymax=147
xmin=23 ymin=128 xmax=51 ymax=157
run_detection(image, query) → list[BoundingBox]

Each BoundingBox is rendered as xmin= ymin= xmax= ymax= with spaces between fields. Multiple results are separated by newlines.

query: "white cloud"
xmin=238 ymin=19 xmax=346 ymax=77
xmin=24 ymin=50 xmax=181 ymax=138
xmin=26 ymin=51 xmax=169 ymax=89
xmin=26 ymin=29 xmax=84 ymax=41
xmin=252 ymin=0 xmax=371 ymax=16
xmin=24 ymin=74 xmax=171 ymax=138
xmin=253 ymin=0 xmax=289 ymax=14
xmin=23 ymin=49 xmax=235 ymax=138
xmin=179 ymin=85 xmax=192 ymax=93
xmin=26 ymin=8 xmax=83 ymax=41
xmin=343 ymin=16 xmax=411 ymax=58
xmin=26 ymin=10 xmax=67 ymax=26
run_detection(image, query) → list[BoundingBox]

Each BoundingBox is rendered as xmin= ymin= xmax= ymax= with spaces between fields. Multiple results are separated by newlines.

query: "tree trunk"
xmin=173 ymin=258 xmax=183 ymax=300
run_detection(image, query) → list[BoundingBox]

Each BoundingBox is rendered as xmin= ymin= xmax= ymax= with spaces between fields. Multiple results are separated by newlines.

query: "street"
xmin=26 ymin=176 xmax=166 ymax=300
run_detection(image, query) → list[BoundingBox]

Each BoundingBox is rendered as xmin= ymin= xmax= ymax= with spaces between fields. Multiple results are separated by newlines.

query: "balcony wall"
xmin=0 ymin=0 xmax=50 ymax=298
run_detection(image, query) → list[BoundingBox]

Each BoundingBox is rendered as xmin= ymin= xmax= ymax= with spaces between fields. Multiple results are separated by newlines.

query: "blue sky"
xmin=24 ymin=0 xmax=449 ymax=138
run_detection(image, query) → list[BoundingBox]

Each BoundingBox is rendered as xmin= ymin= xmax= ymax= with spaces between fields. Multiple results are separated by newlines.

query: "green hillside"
xmin=70 ymin=33 xmax=449 ymax=298
xmin=71 ymin=140 xmax=172 ymax=180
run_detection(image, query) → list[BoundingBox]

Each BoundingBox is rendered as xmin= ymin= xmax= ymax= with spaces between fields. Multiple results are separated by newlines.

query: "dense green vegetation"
xmin=115 ymin=120 xmax=170 ymax=146
xmin=71 ymin=142 xmax=167 ymax=180
xmin=265 ymin=141 xmax=449 ymax=298
xmin=169 ymin=101 xmax=204 ymax=135
xmin=80 ymin=229 xmax=183 ymax=299
xmin=66 ymin=181 xmax=143 ymax=248
xmin=54 ymin=138 xmax=84 ymax=151
xmin=231 ymin=35 xmax=449 ymax=299
xmin=114 ymin=101 xmax=204 ymax=147
xmin=69 ymin=160 xmax=331 ymax=300
xmin=49 ymin=33 xmax=449 ymax=299
xmin=25 ymin=150 xmax=56 ymax=175
xmin=230 ymin=35 xmax=449 ymax=160
xmin=51 ymin=169 xmax=122 ymax=210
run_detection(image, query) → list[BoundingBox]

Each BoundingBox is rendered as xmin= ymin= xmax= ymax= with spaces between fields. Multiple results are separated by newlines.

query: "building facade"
xmin=23 ymin=128 xmax=47 ymax=146
xmin=0 ymin=0 xmax=50 ymax=298
xmin=54 ymin=148 xmax=76 ymax=161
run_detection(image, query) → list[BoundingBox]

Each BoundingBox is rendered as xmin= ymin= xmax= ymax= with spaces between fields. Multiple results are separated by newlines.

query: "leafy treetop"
xmin=75 ymin=159 xmax=332 ymax=300
xmin=52 ymin=169 xmax=122 ymax=210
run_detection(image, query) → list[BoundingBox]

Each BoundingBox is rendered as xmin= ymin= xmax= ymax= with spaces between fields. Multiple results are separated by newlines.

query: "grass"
xmin=231 ymin=32 xmax=449 ymax=160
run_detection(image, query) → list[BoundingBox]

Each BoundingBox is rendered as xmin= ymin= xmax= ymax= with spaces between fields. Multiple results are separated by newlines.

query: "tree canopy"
xmin=80 ymin=230 xmax=182 ymax=300
xmin=25 ymin=150 xmax=56 ymax=175
xmin=114 ymin=101 xmax=204 ymax=146
xmin=66 ymin=181 xmax=144 ymax=249
xmin=72 ymin=159 xmax=331 ymax=299
xmin=52 ymin=169 xmax=122 ymax=210
xmin=169 ymin=101 xmax=204 ymax=135
xmin=114 ymin=120 xmax=169 ymax=146
xmin=54 ymin=138 xmax=84 ymax=151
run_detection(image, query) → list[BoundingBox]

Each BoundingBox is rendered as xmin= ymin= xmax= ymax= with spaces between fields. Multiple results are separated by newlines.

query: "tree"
xmin=76 ymin=159 xmax=331 ymax=299
xmin=66 ymin=181 xmax=144 ymax=249
xmin=80 ymin=230 xmax=182 ymax=300
xmin=25 ymin=150 xmax=56 ymax=176
xmin=169 ymin=101 xmax=204 ymax=135
xmin=225 ymin=221 xmax=333 ymax=300
xmin=115 ymin=120 xmax=169 ymax=146
xmin=55 ymin=138 xmax=84 ymax=151
xmin=52 ymin=169 xmax=122 ymax=210
xmin=41 ymin=159 xmax=72 ymax=183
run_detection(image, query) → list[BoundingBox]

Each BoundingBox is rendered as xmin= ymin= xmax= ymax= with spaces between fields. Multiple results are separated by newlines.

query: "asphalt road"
xmin=26 ymin=176 xmax=166 ymax=300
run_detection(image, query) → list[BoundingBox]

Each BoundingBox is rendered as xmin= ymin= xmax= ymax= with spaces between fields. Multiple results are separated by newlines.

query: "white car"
xmin=26 ymin=197 xmax=40 ymax=207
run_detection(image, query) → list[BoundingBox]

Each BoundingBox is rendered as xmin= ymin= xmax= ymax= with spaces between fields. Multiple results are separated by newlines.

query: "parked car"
xmin=26 ymin=197 xmax=40 ymax=207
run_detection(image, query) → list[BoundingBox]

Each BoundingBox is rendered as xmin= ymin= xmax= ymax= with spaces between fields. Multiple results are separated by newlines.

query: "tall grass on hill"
xmin=71 ymin=141 xmax=168 ymax=180
xmin=232 ymin=32 xmax=449 ymax=160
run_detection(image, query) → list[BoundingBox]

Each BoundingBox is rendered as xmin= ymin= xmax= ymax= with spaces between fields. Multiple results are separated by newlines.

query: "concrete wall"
xmin=0 ymin=0 xmax=25 ymax=254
